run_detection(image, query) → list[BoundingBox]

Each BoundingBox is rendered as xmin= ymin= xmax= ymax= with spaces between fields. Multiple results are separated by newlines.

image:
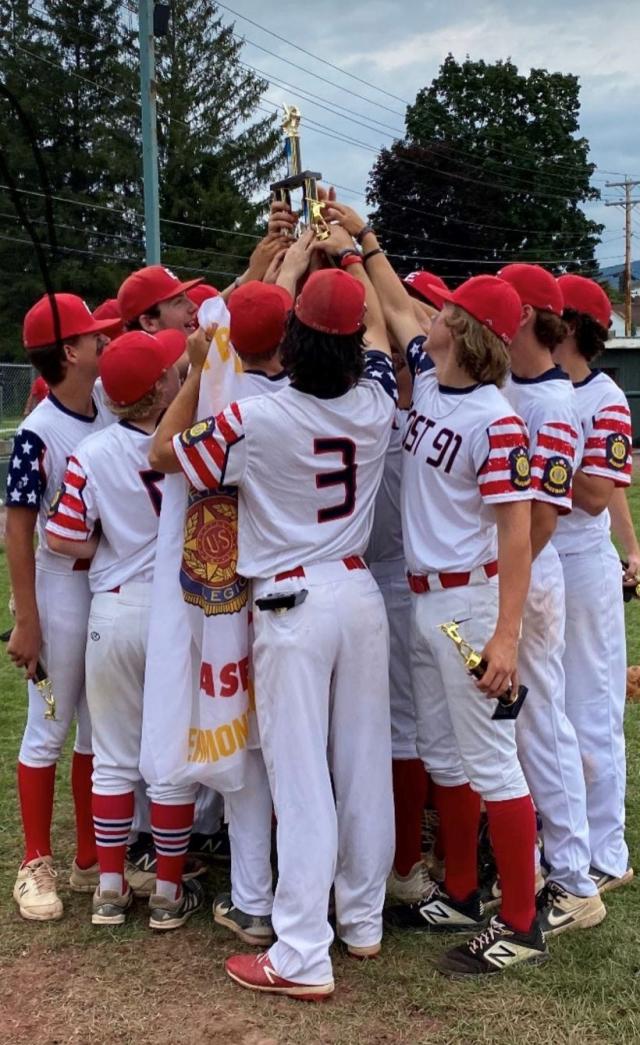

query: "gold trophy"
xmin=270 ymin=104 xmax=330 ymax=240
xmin=438 ymin=620 xmax=527 ymax=721
xmin=1 ymin=627 xmax=56 ymax=720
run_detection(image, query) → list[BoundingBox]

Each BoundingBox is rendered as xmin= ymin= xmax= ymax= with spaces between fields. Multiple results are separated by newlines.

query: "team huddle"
xmin=5 ymin=194 xmax=635 ymax=1002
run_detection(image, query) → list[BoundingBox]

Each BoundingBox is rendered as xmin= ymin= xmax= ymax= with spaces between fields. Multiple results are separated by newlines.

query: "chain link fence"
xmin=0 ymin=363 xmax=34 ymax=506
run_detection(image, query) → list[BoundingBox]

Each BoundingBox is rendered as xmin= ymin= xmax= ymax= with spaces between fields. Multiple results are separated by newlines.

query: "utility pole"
xmin=605 ymin=178 xmax=640 ymax=336
xmin=138 ymin=0 xmax=161 ymax=264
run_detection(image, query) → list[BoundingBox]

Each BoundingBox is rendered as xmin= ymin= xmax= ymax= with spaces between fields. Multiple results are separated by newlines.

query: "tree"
xmin=0 ymin=0 xmax=141 ymax=360
xmin=367 ymin=56 xmax=603 ymax=285
xmin=154 ymin=0 xmax=282 ymax=286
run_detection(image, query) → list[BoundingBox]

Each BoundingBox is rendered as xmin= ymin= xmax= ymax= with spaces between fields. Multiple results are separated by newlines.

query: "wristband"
xmin=355 ymin=224 xmax=374 ymax=245
xmin=340 ymin=253 xmax=363 ymax=269
xmin=363 ymin=248 xmax=384 ymax=263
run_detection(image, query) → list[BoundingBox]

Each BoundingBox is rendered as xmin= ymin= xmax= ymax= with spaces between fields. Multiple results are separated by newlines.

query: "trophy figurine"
xmin=438 ymin=620 xmax=527 ymax=721
xmin=270 ymin=104 xmax=330 ymax=240
xmin=1 ymin=627 xmax=56 ymax=720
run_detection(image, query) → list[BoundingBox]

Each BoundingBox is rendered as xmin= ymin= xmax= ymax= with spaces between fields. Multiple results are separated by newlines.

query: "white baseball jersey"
xmin=503 ymin=368 xmax=580 ymax=515
xmin=401 ymin=337 xmax=532 ymax=575
xmin=366 ymin=409 xmax=406 ymax=564
xmin=45 ymin=421 xmax=164 ymax=592
xmin=552 ymin=370 xmax=632 ymax=554
xmin=241 ymin=368 xmax=289 ymax=398
xmin=173 ymin=351 xmax=397 ymax=578
xmin=5 ymin=390 xmax=113 ymax=574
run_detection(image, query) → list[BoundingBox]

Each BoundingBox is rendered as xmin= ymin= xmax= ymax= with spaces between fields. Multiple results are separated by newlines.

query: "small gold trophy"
xmin=1 ymin=627 xmax=56 ymax=720
xmin=270 ymin=104 xmax=330 ymax=240
xmin=438 ymin=621 xmax=527 ymax=721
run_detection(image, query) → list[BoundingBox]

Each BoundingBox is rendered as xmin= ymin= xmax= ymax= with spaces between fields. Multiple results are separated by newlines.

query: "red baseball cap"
xmin=557 ymin=274 xmax=612 ymax=329
xmin=295 ymin=269 xmax=366 ymax=336
xmin=99 ymin=329 xmax=186 ymax=405
xmin=117 ymin=265 xmax=203 ymax=323
xmin=229 ymin=281 xmax=292 ymax=356
xmin=23 ymin=293 xmax=117 ymax=350
xmin=434 ymin=275 xmax=523 ymax=345
xmin=93 ymin=298 xmax=124 ymax=338
xmin=188 ymin=283 xmax=219 ymax=308
xmin=403 ymin=270 xmax=448 ymax=309
xmin=497 ymin=263 xmax=563 ymax=317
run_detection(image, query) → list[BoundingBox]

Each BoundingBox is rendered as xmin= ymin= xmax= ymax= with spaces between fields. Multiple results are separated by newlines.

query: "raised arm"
xmin=149 ymin=327 xmax=211 ymax=473
xmin=323 ymin=201 xmax=422 ymax=354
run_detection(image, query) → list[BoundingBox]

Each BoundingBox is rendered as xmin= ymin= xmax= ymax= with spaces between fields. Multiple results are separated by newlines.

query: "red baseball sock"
xmin=486 ymin=795 xmax=537 ymax=934
xmin=18 ymin=761 xmax=56 ymax=863
xmin=392 ymin=759 xmax=428 ymax=876
xmin=150 ymin=802 xmax=195 ymax=898
xmin=71 ymin=752 xmax=97 ymax=868
xmin=93 ymin=791 xmax=135 ymax=885
xmin=435 ymin=782 xmax=481 ymax=902
xmin=429 ymin=781 xmax=445 ymax=861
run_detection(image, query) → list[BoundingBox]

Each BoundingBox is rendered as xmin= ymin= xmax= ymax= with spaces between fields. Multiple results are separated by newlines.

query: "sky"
xmin=219 ymin=0 xmax=640 ymax=269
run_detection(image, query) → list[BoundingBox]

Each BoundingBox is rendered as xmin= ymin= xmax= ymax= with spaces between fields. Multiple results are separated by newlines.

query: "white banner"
xmin=140 ymin=297 xmax=252 ymax=792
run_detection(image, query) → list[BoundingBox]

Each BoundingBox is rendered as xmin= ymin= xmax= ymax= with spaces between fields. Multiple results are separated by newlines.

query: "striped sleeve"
xmin=581 ymin=403 xmax=632 ymax=486
xmin=172 ymin=402 xmax=246 ymax=492
xmin=476 ymin=415 xmax=533 ymax=504
xmin=529 ymin=419 xmax=579 ymax=513
xmin=45 ymin=455 xmax=95 ymax=542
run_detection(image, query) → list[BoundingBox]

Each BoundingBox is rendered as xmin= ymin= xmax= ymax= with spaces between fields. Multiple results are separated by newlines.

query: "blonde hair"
xmin=444 ymin=306 xmax=510 ymax=387
xmin=106 ymin=383 xmax=163 ymax=420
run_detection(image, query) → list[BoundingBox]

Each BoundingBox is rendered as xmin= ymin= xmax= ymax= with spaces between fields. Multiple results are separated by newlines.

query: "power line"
xmin=215 ymin=3 xmax=636 ymax=184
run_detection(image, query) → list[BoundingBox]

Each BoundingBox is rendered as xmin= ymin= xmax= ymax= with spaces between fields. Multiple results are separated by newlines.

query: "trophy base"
xmin=492 ymin=684 xmax=528 ymax=721
xmin=271 ymin=171 xmax=322 ymax=191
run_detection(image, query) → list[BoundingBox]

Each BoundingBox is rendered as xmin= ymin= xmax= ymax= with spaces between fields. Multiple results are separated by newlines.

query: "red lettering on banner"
xmin=200 ymin=662 xmax=216 ymax=698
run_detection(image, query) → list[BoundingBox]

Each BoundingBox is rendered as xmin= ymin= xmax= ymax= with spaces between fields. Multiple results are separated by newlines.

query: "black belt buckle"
xmin=255 ymin=589 xmax=309 ymax=613
xmin=492 ymin=684 xmax=528 ymax=721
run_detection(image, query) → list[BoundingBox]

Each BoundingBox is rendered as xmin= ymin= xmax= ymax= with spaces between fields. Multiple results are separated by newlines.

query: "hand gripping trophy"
xmin=270 ymin=104 xmax=330 ymax=240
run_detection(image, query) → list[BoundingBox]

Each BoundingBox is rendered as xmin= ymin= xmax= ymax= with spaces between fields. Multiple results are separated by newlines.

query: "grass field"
xmin=1 ymin=506 xmax=640 ymax=1045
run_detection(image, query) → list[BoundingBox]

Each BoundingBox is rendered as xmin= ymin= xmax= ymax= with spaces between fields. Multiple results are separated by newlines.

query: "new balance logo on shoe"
xmin=19 ymin=882 xmax=28 ymax=897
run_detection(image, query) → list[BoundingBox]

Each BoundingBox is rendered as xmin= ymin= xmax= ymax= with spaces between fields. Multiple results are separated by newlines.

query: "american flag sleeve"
xmin=172 ymin=402 xmax=246 ymax=492
xmin=45 ymin=455 xmax=94 ymax=541
xmin=476 ymin=415 xmax=533 ymax=504
xmin=581 ymin=403 xmax=632 ymax=486
xmin=529 ymin=419 xmax=579 ymax=513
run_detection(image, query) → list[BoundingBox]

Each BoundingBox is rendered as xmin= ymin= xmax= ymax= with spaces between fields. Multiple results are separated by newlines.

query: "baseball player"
xmin=212 ymin=277 xmax=293 ymax=948
xmin=551 ymin=274 xmax=633 ymax=893
xmin=45 ymin=329 xmax=204 ymax=929
xmin=325 ymin=202 xmax=547 ymax=976
xmin=498 ymin=264 xmax=606 ymax=936
xmin=7 ymin=293 xmax=115 ymax=921
xmin=150 ymin=245 xmax=397 ymax=1000
xmin=365 ymin=351 xmax=430 ymax=904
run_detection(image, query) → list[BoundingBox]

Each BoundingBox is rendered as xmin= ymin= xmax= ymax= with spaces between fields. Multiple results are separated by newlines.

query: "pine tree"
xmin=154 ymin=0 xmax=282 ymax=287
xmin=0 ymin=0 xmax=140 ymax=359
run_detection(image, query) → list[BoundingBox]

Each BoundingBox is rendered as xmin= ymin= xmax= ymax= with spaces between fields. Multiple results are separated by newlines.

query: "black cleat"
xmin=188 ymin=825 xmax=231 ymax=865
xmin=385 ymin=883 xmax=485 ymax=933
xmin=438 ymin=915 xmax=549 ymax=978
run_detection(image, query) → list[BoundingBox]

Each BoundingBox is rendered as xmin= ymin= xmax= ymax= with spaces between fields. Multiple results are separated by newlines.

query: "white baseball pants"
xmin=559 ymin=538 xmax=629 ymax=878
xmin=225 ymin=746 xmax=274 ymax=916
xmin=369 ymin=559 xmax=418 ymax=760
xmin=86 ymin=584 xmax=194 ymax=805
xmin=516 ymin=542 xmax=597 ymax=897
xmin=19 ymin=568 xmax=92 ymax=767
xmin=252 ymin=563 xmax=394 ymax=986
xmin=410 ymin=578 xmax=529 ymax=800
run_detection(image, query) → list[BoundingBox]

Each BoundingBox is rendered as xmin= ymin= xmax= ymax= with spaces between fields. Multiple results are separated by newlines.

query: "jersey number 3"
xmin=140 ymin=469 xmax=164 ymax=516
xmin=314 ymin=438 xmax=357 ymax=523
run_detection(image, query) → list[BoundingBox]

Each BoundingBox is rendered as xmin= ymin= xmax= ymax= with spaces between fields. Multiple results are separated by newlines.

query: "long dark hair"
xmin=563 ymin=308 xmax=609 ymax=362
xmin=280 ymin=314 xmax=366 ymax=398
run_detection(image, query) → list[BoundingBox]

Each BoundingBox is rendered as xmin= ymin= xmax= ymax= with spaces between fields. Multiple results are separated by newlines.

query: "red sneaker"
xmin=225 ymin=952 xmax=334 ymax=1002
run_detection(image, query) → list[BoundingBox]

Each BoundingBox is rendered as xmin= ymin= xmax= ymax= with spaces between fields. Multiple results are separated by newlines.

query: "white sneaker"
xmin=589 ymin=865 xmax=634 ymax=895
xmin=483 ymin=868 xmax=546 ymax=912
xmin=537 ymin=880 xmax=606 ymax=937
xmin=69 ymin=860 xmax=100 ymax=894
xmin=387 ymin=861 xmax=433 ymax=903
xmin=14 ymin=856 xmax=63 ymax=921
